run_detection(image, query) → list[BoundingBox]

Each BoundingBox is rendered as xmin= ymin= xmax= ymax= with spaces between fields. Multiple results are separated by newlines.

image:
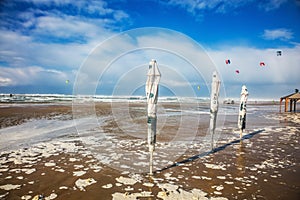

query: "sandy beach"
xmin=0 ymin=101 xmax=299 ymax=200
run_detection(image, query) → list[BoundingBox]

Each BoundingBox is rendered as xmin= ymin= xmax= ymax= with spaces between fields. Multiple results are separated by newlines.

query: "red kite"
xmin=260 ymin=62 xmax=265 ymax=66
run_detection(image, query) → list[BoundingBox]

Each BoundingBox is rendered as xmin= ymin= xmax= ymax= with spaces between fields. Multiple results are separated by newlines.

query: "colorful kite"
xmin=225 ymin=59 xmax=231 ymax=64
xmin=260 ymin=62 xmax=265 ymax=67
xmin=276 ymin=50 xmax=282 ymax=56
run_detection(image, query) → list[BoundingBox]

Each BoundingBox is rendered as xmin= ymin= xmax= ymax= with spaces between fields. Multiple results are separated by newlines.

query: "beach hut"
xmin=279 ymin=89 xmax=300 ymax=112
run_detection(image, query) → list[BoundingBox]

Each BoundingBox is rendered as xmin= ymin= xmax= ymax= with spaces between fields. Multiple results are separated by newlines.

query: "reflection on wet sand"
xmin=236 ymin=141 xmax=245 ymax=174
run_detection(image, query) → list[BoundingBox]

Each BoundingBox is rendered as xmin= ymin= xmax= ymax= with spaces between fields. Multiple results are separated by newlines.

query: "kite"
xmin=276 ymin=50 xmax=282 ymax=56
xmin=235 ymin=70 xmax=240 ymax=74
xmin=225 ymin=59 xmax=231 ymax=64
xmin=260 ymin=62 xmax=265 ymax=67
xmin=197 ymin=85 xmax=200 ymax=90
xmin=65 ymin=80 xmax=70 ymax=84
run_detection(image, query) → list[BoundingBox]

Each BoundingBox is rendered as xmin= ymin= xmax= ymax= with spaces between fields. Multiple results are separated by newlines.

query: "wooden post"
xmin=149 ymin=148 xmax=153 ymax=175
xmin=290 ymin=98 xmax=293 ymax=112
xmin=285 ymin=98 xmax=288 ymax=112
xmin=279 ymin=99 xmax=282 ymax=112
xmin=240 ymin=129 xmax=243 ymax=139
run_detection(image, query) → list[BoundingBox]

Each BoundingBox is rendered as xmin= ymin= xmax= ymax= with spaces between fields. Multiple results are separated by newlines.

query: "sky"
xmin=0 ymin=0 xmax=300 ymax=99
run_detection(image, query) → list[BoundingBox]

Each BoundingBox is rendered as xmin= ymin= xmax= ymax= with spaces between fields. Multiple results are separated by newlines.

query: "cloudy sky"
xmin=0 ymin=0 xmax=299 ymax=98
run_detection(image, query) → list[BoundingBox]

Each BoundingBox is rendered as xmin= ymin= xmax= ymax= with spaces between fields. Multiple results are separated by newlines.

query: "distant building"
xmin=223 ymin=99 xmax=235 ymax=104
xmin=279 ymin=89 xmax=300 ymax=112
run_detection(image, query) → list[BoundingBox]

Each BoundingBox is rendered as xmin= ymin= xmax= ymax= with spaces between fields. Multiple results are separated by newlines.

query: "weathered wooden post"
xmin=238 ymin=85 xmax=249 ymax=139
xmin=209 ymin=71 xmax=220 ymax=149
xmin=145 ymin=59 xmax=161 ymax=175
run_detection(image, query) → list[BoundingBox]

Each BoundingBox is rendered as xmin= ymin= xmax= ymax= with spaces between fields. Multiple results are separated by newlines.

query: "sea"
xmin=0 ymin=93 xmax=278 ymax=104
xmin=0 ymin=93 xmax=280 ymax=153
xmin=0 ymin=93 xmax=205 ymax=103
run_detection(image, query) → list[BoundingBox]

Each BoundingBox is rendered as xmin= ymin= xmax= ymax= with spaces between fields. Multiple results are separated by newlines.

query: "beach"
xmin=0 ymin=100 xmax=299 ymax=200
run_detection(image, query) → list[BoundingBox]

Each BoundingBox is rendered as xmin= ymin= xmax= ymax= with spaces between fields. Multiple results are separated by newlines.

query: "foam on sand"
xmin=157 ymin=188 xmax=211 ymax=200
xmin=73 ymin=171 xmax=86 ymax=177
xmin=75 ymin=178 xmax=97 ymax=191
xmin=112 ymin=191 xmax=153 ymax=200
xmin=21 ymin=195 xmax=31 ymax=200
xmin=102 ymin=184 xmax=113 ymax=189
xmin=0 ymin=184 xmax=21 ymax=190
xmin=204 ymin=163 xmax=226 ymax=170
xmin=116 ymin=176 xmax=138 ymax=185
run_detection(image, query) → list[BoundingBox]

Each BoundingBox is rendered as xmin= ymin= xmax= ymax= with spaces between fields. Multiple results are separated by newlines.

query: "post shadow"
xmin=154 ymin=129 xmax=264 ymax=174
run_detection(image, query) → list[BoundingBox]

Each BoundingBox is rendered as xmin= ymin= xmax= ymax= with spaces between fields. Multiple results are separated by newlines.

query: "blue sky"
xmin=0 ymin=0 xmax=299 ymax=98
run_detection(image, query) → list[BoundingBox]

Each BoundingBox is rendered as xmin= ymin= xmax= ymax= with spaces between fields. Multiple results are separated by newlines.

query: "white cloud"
xmin=0 ymin=13 xmax=119 ymax=69
xmin=72 ymin=28 xmax=217 ymax=96
xmin=262 ymin=28 xmax=293 ymax=41
xmin=70 ymin=27 xmax=300 ymax=98
xmin=260 ymin=0 xmax=288 ymax=11
xmin=0 ymin=29 xmax=88 ymax=69
xmin=0 ymin=0 xmax=130 ymax=71
xmin=163 ymin=0 xmax=253 ymax=14
xmin=1 ymin=25 xmax=299 ymax=98
xmin=163 ymin=0 xmax=288 ymax=18
xmin=0 ymin=77 xmax=12 ymax=86
xmin=0 ymin=66 xmax=70 ymax=87
xmin=21 ymin=0 xmax=129 ymax=22
xmin=33 ymin=15 xmax=110 ymax=40
xmin=0 ymin=0 xmax=131 ymax=93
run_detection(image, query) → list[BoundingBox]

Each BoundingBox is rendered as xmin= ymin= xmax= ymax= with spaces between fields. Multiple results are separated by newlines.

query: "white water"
xmin=0 ymin=116 xmax=104 ymax=151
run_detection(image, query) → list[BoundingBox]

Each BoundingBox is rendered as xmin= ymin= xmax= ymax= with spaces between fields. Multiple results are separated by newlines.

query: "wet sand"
xmin=0 ymin=102 xmax=299 ymax=199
